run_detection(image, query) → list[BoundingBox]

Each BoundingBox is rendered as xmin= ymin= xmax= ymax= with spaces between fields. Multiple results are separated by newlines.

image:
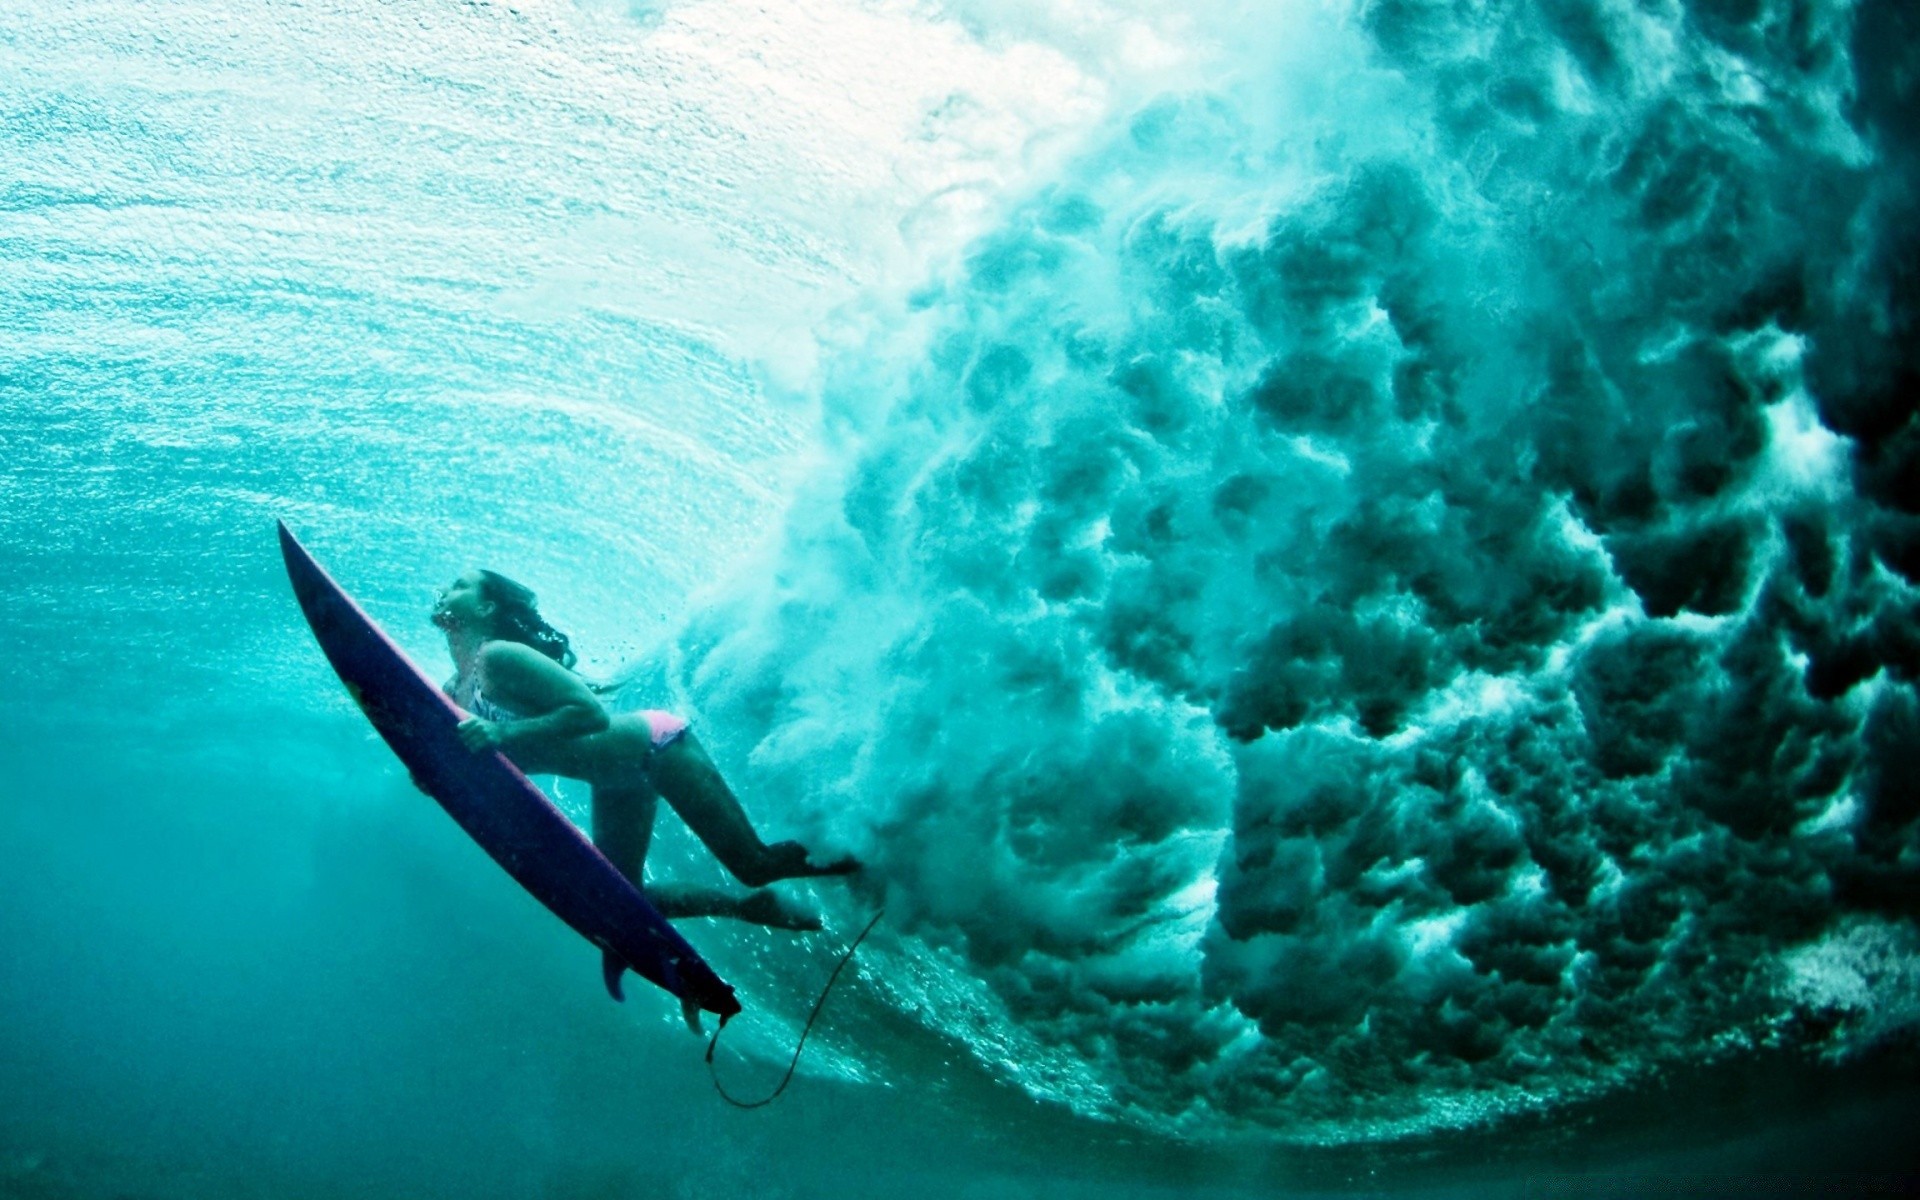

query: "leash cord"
xmin=706 ymin=908 xmax=885 ymax=1109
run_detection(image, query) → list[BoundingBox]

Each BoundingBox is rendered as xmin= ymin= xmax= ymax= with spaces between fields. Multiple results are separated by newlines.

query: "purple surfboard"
xmin=279 ymin=521 xmax=741 ymax=1020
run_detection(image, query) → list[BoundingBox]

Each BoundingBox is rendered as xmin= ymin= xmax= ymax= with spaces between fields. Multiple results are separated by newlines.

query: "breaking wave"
xmin=655 ymin=0 xmax=1920 ymax=1140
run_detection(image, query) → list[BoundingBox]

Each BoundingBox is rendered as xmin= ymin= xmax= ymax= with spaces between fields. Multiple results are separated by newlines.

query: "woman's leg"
xmin=646 ymin=882 xmax=822 ymax=931
xmin=556 ymin=717 xmax=667 ymax=885
xmin=589 ymin=776 xmax=818 ymax=929
xmin=647 ymin=732 xmax=859 ymax=888
xmin=589 ymin=783 xmax=658 ymax=889
xmin=578 ymin=732 xmax=820 ymax=929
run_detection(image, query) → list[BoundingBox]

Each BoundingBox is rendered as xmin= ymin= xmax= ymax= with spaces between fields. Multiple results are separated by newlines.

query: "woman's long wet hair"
xmin=475 ymin=570 xmax=577 ymax=669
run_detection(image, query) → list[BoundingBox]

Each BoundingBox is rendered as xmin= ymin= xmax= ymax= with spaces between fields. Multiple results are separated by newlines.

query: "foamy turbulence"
xmin=663 ymin=0 xmax=1920 ymax=1139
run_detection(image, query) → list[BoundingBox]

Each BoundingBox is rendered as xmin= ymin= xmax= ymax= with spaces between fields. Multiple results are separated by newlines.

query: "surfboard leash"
xmin=706 ymin=907 xmax=885 ymax=1109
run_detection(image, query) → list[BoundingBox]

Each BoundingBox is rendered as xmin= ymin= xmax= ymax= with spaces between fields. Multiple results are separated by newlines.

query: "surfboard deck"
xmin=278 ymin=521 xmax=740 ymax=1019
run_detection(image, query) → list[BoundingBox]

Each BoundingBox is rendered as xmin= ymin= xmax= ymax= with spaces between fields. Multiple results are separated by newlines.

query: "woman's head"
xmin=432 ymin=569 xmax=577 ymax=668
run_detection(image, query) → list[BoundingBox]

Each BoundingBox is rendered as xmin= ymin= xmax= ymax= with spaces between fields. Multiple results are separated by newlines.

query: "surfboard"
xmin=278 ymin=521 xmax=741 ymax=1021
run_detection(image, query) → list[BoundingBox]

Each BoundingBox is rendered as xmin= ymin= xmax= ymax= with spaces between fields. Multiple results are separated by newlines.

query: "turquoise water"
xmin=4 ymin=0 xmax=1917 ymax=1195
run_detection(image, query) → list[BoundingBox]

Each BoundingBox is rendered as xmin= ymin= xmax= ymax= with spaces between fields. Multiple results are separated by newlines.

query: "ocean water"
xmin=2 ymin=0 xmax=1916 ymax=1196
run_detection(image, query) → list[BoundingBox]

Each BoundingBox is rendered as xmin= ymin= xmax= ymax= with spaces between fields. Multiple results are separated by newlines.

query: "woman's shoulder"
xmin=476 ymin=638 xmax=562 ymax=674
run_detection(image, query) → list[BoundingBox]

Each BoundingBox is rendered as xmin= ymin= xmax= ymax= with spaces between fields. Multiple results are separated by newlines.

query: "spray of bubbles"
xmin=654 ymin=0 xmax=1918 ymax=1138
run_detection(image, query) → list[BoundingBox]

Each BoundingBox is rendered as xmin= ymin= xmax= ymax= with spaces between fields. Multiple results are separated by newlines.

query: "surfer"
xmin=431 ymin=569 xmax=858 ymax=931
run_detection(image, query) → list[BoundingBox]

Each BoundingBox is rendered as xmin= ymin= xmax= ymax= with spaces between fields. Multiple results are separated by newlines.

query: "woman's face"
xmin=431 ymin=570 xmax=495 ymax=632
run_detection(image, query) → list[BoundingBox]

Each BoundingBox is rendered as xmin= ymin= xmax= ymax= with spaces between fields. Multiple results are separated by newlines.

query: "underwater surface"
xmin=2 ymin=0 xmax=1917 ymax=1195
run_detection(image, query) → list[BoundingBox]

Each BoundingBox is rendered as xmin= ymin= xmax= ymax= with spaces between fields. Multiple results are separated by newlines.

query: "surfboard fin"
xmin=681 ymin=996 xmax=704 ymax=1036
xmin=601 ymin=949 xmax=627 ymax=1002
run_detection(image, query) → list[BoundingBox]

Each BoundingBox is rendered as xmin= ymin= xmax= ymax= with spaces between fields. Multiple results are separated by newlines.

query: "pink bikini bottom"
xmin=640 ymin=709 xmax=689 ymax=749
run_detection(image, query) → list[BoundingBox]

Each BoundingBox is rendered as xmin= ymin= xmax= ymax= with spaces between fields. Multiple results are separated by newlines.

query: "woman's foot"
xmin=737 ymin=888 xmax=823 ymax=932
xmin=764 ymin=840 xmax=862 ymax=883
xmin=648 ymin=881 xmax=822 ymax=930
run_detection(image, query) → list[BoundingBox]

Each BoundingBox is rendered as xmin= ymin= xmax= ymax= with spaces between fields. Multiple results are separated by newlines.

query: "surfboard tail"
xmin=600 ymin=945 xmax=741 ymax=1020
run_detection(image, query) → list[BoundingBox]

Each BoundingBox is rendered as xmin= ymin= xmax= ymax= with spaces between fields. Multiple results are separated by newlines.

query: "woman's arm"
xmin=457 ymin=641 xmax=610 ymax=752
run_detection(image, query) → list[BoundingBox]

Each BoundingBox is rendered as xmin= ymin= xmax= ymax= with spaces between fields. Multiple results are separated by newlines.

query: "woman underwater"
xmin=432 ymin=568 xmax=858 ymax=930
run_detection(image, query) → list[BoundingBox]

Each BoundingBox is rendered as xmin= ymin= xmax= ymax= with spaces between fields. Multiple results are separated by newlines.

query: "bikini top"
xmin=469 ymin=689 xmax=526 ymax=723
xmin=450 ymin=673 xmax=527 ymax=723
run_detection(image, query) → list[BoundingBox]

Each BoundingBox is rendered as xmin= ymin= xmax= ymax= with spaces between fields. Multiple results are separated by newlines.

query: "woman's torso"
xmin=453 ymin=644 xmax=688 ymax=752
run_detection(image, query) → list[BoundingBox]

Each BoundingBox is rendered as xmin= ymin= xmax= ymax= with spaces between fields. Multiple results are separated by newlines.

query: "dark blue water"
xmin=3 ymin=0 xmax=1916 ymax=1195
